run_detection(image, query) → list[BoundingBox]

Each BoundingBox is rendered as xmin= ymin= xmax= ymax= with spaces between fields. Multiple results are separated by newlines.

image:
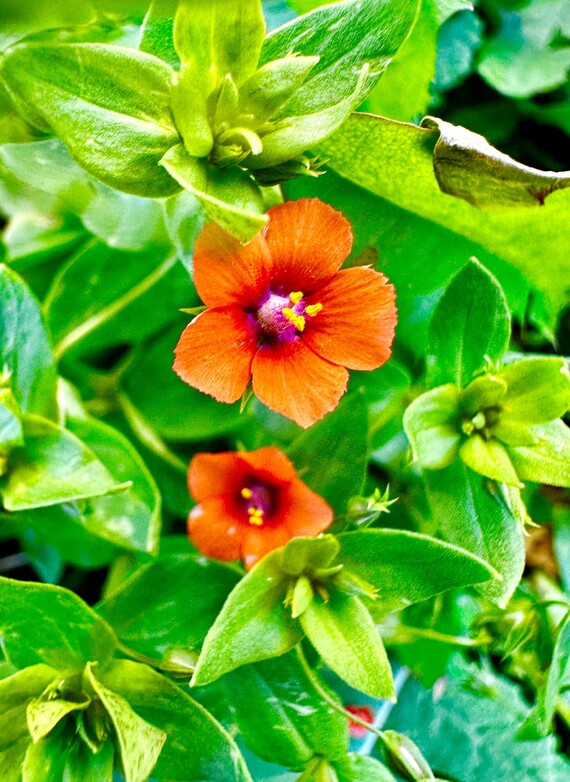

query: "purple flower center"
xmin=255 ymin=290 xmax=323 ymax=343
xmin=240 ymin=483 xmax=274 ymax=526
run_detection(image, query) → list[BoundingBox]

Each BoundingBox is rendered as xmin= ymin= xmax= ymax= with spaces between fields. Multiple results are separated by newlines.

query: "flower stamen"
xmin=305 ymin=303 xmax=323 ymax=317
xmin=282 ymin=307 xmax=306 ymax=332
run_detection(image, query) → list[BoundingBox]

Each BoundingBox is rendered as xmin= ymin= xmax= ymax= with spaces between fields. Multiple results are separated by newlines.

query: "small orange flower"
xmin=187 ymin=447 xmax=333 ymax=570
xmin=174 ymin=198 xmax=397 ymax=428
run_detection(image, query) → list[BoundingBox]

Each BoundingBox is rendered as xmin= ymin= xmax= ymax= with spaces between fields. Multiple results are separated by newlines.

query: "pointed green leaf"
xmin=174 ymin=0 xmax=265 ymax=87
xmin=249 ymin=66 xmax=369 ymax=169
xmin=27 ymin=689 xmax=91 ymax=743
xmin=459 ymin=435 xmax=521 ymax=486
xmin=171 ymin=66 xmax=213 ymax=157
xmin=337 ymin=528 xmax=498 ymax=614
xmin=426 ymin=259 xmax=511 ymax=388
xmin=239 ymin=56 xmax=319 ymax=124
xmin=0 ymin=665 xmax=57 ymax=767
xmin=508 ymin=420 xmax=570 ymax=488
xmin=98 ymin=659 xmax=253 ymax=782
xmin=0 ymin=265 xmax=56 ymax=419
xmin=500 ymin=358 xmax=570 ymax=425
xmin=261 ymin=0 xmax=419 ymax=115
xmin=0 ymin=414 xmax=125 ymax=511
xmin=403 ymin=384 xmax=461 ymax=469
xmin=139 ymin=0 xmax=179 ymax=69
xmin=227 ymin=652 xmax=348 ymax=769
xmin=424 ymin=460 xmax=525 ymax=605
xmin=86 ymin=663 xmax=166 ymax=782
xmin=192 ymin=552 xmax=302 ymax=685
xmin=300 ymin=587 xmax=395 ymax=699
xmin=459 ymin=374 xmax=507 ymax=416
xmin=0 ymin=577 xmax=117 ymax=670
xmin=1 ymin=43 xmax=180 ymax=197
xmin=160 ymin=144 xmax=268 ymax=241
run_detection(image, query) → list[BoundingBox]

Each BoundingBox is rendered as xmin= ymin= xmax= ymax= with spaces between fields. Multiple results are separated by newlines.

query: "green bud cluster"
xmin=404 ymin=357 xmax=570 ymax=487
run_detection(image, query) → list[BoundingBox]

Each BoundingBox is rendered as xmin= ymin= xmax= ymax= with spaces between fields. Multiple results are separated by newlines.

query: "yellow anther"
xmin=290 ymin=291 xmax=303 ymax=305
xmin=247 ymin=507 xmax=264 ymax=526
xmin=282 ymin=308 xmax=306 ymax=332
xmin=305 ymin=303 xmax=323 ymax=317
xmin=241 ymin=487 xmax=253 ymax=499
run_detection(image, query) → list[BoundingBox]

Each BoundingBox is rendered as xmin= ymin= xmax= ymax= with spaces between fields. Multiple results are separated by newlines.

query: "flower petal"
xmin=194 ymin=221 xmax=273 ymax=308
xmin=188 ymin=452 xmax=250 ymax=501
xmin=280 ymin=477 xmax=333 ymax=537
xmin=240 ymin=446 xmax=296 ymax=486
xmin=303 ymin=267 xmax=396 ymax=371
xmin=174 ymin=306 xmax=258 ymax=403
xmin=188 ymin=497 xmax=244 ymax=561
xmin=241 ymin=524 xmax=291 ymax=570
xmin=252 ymin=339 xmax=348 ymax=428
xmin=264 ymin=199 xmax=352 ymax=293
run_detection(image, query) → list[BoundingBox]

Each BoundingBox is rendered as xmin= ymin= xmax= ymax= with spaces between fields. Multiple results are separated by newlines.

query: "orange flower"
xmin=187 ymin=447 xmax=332 ymax=570
xmin=174 ymin=198 xmax=397 ymax=428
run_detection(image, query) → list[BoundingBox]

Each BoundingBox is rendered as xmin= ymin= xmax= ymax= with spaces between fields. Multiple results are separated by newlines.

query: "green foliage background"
xmin=0 ymin=0 xmax=569 ymax=780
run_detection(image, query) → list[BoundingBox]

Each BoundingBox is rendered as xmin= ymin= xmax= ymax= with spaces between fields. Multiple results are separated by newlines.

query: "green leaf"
xmin=0 ymin=414 xmax=124 ymax=511
xmin=0 ymin=576 xmax=117 ymax=670
xmin=248 ymin=65 xmax=369 ymax=170
xmin=261 ymin=0 xmax=419 ymax=115
xmin=139 ymin=0 xmax=179 ymax=69
xmin=287 ymin=392 xmax=369 ymax=516
xmin=121 ymin=324 xmax=244 ymax=441
xmin=44 ymin=241 xmax=191 ymax=359
xmin=334 ymin=754 xmax=396 ymax=782
xmin=98 ymin=659 xmax=253 ymax=782
xmin=192 ymin=552 xmax=303 ymax=685
xmin=403 ymin=384 xmax=461 ymax=469
xmin=0 ymin=264 xmax=56 ymax=419
xmin=499 ymin=358 xmax=570 ymax=425
xmin=160 ymin=144 xmax=268 ymax=241
xmin=174 ymin=0 xmax=265 ymax=88
xmin=96 ymin=553 xmax=240 ymax=668
xmin=337 ymin=528 xmax=498 ymax=613
xmin=64 ymin=408 xmax=161 ymax=553
xmin=85 ymin=663 xmax=166 ymax=782
xmin=424 ymin=460 xmax=525 ymax=605
xmin=508 ymin=421 xmax=570 ymax=488
xmin=459 ymin=435 xmax=521 ymax=486
xmin=1 ymin=43 xmax=180 ymax=197
xmin=27 ymin=687 xmax=91 ymax=743
xmin=300 ymin=586 xmax=394 ymax=699
xmin=227 ymin=651 xmax=348 ymax=769
xmin=0 ymin=664 xmax=57 ymax=774
xmin=519 ymin=612 xmax=570 ymax=739
xmin=171 ymin=66 xmax=213 ymax=157
xmin=318 ymin=113 xmax=570 ymax=322
xmin=426 ymin=259 xmax=511 ymax=388
xmin=238 ymin=56 xmax=319 ymax=124
xmin=22 ymin=727 xmax=115 ymax=782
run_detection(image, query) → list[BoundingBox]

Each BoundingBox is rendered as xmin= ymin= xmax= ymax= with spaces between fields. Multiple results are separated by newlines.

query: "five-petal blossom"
xmin=187 ymin=447 xmax=333 ymax=570
xmin=174 ymin=198 xmax=397 ymax=428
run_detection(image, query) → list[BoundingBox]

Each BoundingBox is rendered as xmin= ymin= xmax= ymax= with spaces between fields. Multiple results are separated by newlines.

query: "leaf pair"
xmin=191 ymin=530 xmax=498 ymax=697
